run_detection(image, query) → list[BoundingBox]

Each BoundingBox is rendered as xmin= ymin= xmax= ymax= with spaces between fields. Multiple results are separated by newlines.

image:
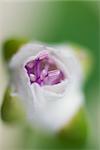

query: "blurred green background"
xmin=0 ymin=1 xmax=99 ymax=149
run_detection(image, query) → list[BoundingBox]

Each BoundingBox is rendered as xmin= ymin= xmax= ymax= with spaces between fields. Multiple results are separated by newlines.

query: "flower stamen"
xmin=25 ymin=51 xmax=65 ymax=86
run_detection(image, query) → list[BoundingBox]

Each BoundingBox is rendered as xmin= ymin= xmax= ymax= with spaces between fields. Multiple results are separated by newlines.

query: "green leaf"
xmin=1 ymin=87 xmax=26 ymax=123
xmin=71 ymin=43 xmax=93 ymax=80
xmin=3 ymin=38 xmax=28 ymax=62
xmin=58 ymin=107 xmax=89 ymax=148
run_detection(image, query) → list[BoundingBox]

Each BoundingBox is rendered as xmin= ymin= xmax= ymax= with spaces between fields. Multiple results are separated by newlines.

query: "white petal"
xmin=28 ymin=83 xmax=84 ymax=132
xmin=9 ymin=42 xmax=46 ymax=68
xmin=53 ymin=44 xmax=83 ymax=86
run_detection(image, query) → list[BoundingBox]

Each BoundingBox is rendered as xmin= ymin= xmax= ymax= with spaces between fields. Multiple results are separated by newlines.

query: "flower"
xmin=9 ymin=42 xmax=84 ymax=132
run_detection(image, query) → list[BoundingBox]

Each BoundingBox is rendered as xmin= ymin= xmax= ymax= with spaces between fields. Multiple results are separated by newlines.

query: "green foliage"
xmin=1 ymin=87 xmax=26 ymax=123
xmin=59 ymin=108 xmax=89 ymax=148
xmin=3 ymin=38 xmax=28 ymax=62
xmin=71 ymin=43 xmax=93 ymax=81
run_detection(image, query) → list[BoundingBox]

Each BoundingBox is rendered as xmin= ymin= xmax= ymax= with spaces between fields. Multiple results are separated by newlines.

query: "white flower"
xmin=9 ymin=42 xmax=84 ymax=132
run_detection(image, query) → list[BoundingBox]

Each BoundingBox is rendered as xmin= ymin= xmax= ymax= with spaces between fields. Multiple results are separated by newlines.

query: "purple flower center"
xmin=25 ymin=51 xmax=65 ymax=86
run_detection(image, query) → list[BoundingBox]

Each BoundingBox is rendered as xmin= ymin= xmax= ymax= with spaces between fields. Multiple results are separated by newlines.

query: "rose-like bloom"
xmin=9 ymin=43 xmax=84 ymax=132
